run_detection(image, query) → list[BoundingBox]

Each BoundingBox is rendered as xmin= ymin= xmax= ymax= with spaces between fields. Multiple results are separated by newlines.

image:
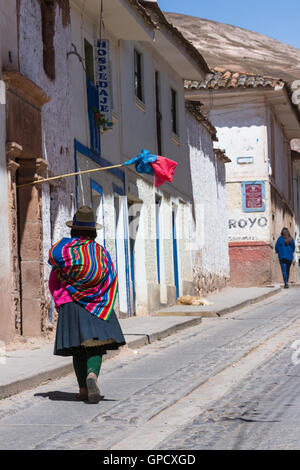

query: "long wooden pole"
xmin=16 ymin=163 xmax=125 ymax=189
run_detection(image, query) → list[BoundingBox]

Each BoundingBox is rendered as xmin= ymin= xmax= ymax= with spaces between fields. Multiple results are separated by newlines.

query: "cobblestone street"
xmin=158 ymin=328 xmax=300 ymax=450
xmin=1 ymin=288 xmax=300 ymax=450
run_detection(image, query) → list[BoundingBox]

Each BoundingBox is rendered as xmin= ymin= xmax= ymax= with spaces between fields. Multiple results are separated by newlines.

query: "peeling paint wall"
xmin=212 ymin=102 xmax=269 ymax=182
xmin=18 ymin=0 xmax=75 ymax=306
xmin=186 ymin=110 xmax=230 ymax=293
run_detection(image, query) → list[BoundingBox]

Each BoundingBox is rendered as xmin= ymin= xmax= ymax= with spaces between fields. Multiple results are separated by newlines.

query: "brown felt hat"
xmin=66 ymin=205 xmax=102 ymax=230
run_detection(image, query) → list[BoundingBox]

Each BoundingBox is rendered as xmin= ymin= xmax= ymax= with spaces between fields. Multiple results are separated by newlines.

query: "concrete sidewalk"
xmin=156 ymin=285 xmax=282 ymax=317
xmin=0 ymin=285 xmax=283 ymax=399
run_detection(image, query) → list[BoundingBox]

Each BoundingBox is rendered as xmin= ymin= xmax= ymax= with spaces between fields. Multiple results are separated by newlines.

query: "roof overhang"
xmin=265 ymin=87 xmax=300 ymax=140
xmin=70 ymin=0 xmax=155 ymax=41
xmin=153 ymin=29 xmax=206 ymax=80
xmin=139 ymin=1 xmax=210 ymax=80
xmin=186 ymin=86 xmax=300 ymax=140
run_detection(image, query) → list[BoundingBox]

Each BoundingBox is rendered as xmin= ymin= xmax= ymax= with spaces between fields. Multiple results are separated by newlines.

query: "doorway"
xmin=172 ymin=205 xmax=179 ymax=298
xmin=114 ymin=185 xmax=131 ymax=316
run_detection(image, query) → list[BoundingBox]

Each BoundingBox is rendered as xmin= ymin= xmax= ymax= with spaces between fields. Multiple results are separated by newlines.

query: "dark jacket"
xmin=275 ymin=236 xmax=295 ymax=261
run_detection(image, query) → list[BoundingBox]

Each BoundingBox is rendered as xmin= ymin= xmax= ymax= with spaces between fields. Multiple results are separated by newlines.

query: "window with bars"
xmin=134 ymin=49 xmax=143 ymax=102
xmin=155 ymin=71 xmax=162 ymax=155
xmin=84 ymin=39 xmax=95 ymax=84
xmin=171 ymin=88 xmax=178 ymax=136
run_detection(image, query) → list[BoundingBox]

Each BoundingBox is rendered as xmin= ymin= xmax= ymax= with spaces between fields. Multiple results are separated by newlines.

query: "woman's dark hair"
xmin=281 ymin=227 xmax=293 ymax=246
xmin=71 ymin=228 xmax=97 ymax=240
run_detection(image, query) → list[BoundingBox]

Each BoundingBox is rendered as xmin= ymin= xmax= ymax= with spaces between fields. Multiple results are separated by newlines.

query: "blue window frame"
xmin=74 ymin=139 xmax=125 ymax=208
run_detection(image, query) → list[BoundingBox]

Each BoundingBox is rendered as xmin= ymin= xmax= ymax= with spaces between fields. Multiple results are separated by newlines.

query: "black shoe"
xmin=284 ymin=283 xmax=289 ymax=289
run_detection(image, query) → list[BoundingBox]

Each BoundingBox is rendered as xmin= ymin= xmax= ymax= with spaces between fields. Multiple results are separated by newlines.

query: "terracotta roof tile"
xmin=185 ymin=68 xmax=285 ymax=91
xmin=185 ymin=68 xmax=300 ymax=129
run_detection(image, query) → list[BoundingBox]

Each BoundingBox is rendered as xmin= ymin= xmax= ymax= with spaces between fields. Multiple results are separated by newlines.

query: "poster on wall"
xmin=242 ymin=181 xmax=266 ymax=212
xmin=95 ymin=39 xmax=112 ymax=123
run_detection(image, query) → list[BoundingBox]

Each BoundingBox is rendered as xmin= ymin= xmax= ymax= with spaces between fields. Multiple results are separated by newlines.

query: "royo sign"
xmin=95 ymin=39 xmax=112 ymax=122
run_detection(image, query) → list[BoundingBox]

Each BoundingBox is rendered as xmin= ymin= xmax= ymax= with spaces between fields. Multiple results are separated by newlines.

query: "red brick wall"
xmin=229 ymin=242 xmax=273 ymax=286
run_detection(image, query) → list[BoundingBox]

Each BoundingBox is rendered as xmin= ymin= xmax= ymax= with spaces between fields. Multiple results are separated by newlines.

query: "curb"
xmin=157 ymin=286 xmax=283 ymax=318
xmin=0 ymin=317 xmax=202 ymax=400
xmin=0 ymin=363 xmax=74 ymax=400
xmin=216 ymin=286 xmax=282 ymax=317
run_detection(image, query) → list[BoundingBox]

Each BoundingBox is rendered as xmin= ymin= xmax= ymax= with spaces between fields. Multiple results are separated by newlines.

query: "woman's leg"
xmin=286 ymin=260 xmax=292 ymax=283
xmin=86 ymin=348 xmax=103 ymax=377
xmin=280 ymin=259 xmax=288 ymax=285
xmin=73 ymin=347 xmax=88 ymax=399
xmin=85 ymin=347 xmax=103 ymax=403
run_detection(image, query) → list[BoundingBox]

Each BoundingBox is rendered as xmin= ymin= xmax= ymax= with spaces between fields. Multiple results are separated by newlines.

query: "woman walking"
xmin=48 ymin=206 xmax=126 ymax=403
xmin=275 ymin=227 xmax=296 ymax=288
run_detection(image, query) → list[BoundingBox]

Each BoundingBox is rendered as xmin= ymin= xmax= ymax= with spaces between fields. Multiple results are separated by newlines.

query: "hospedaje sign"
xmin=95 ymin=39 xmax=112 ymax=123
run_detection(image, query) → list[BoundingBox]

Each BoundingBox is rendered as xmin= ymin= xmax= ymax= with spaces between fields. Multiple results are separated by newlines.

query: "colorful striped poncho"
xmin=48 ymin=237 xmax=118 ymax=321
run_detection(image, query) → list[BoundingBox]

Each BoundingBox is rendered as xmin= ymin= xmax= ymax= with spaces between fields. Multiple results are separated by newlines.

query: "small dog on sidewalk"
xmin=176 ymin=295 xmax=213 ymax=306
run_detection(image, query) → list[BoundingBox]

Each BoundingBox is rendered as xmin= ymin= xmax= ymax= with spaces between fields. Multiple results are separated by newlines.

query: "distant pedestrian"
xmin=275 ymin=227 xmax=295 ymax=288
xmin=48 ymin=206 xmax=126 ymax=403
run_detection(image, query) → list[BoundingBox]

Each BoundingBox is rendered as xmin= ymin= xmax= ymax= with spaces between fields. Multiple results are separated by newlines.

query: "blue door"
xmin=156 ymin=196 xmax=161 ymax=284
xmin=172 ymin=208 xmax=179 ymax=298
xmin=128 ymin=201 xmax=136 ymax=313
xmin=129 ymin=234 xmax=136 ymax=313
xmin=114 ymin=185 xmax=132 ymax=316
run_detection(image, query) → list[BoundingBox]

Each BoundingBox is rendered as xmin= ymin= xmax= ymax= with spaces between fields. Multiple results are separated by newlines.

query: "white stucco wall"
xmin=0 ymin=0 xmax=19 ymax=71
xmin=18 ymin=0 xmax=75 ymax=297
xmin=210 ymin=102 xmax=269 ymax=181
xmin=208 ymin=101 xmax=271 ymax=244
xmin=186 ymin=110 xmax=230 ymax=289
